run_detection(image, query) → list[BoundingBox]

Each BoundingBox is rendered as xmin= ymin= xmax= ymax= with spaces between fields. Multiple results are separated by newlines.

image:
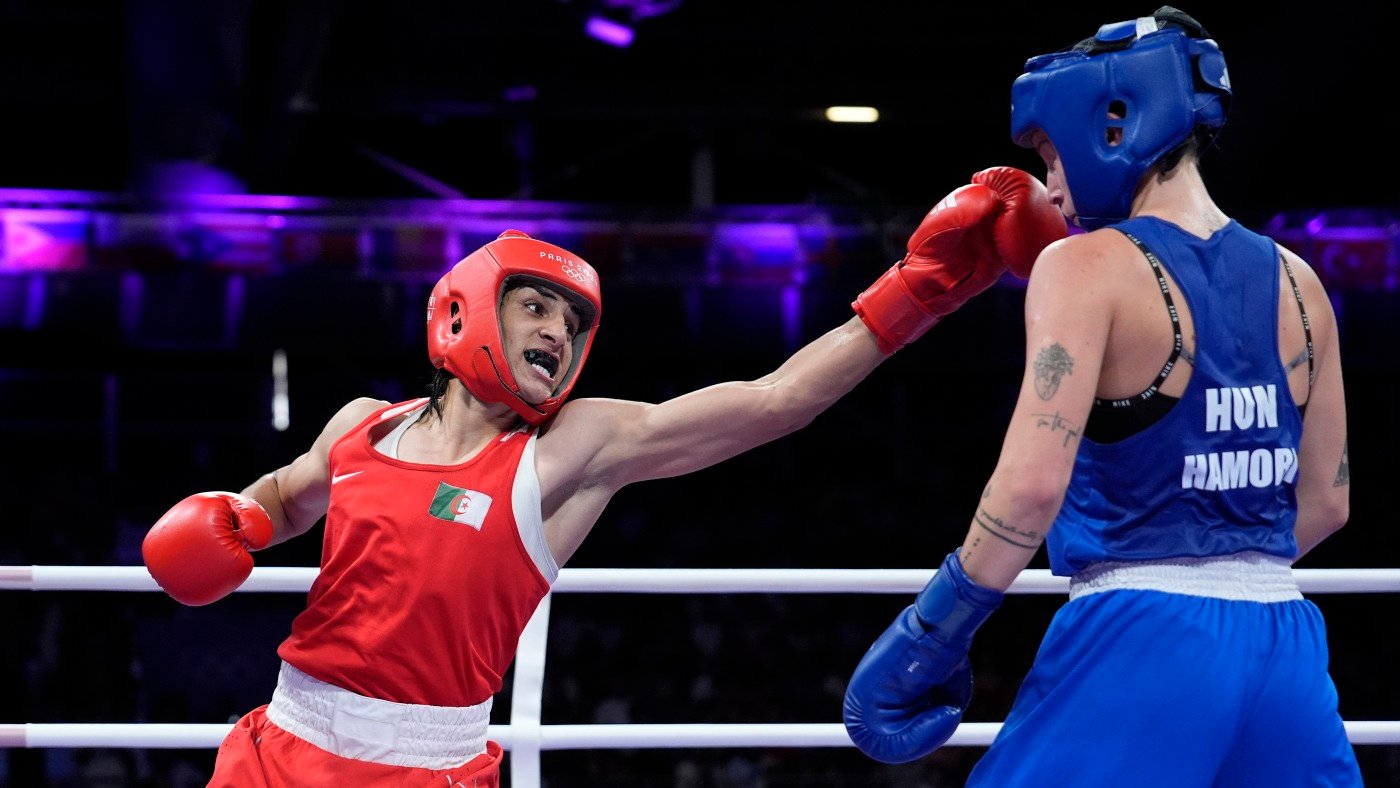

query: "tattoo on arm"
xmin=981 ymin=484 xmax=992 ymax=500
xmin=1333 ymin=440 xmax=1349 ymax=487
xmin=964 ymin=534 xmax=982 ymax=563
xmin=1030 ymin=410 xmax=1082 ymax=447
xmin=1032 ymin=343 xmax=1075 ymax=400
xmin=974 ymin=508 xmax=1043 ymax=550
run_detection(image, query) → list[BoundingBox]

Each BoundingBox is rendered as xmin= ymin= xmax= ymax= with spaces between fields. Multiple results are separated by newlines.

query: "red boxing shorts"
xmin=210 ymin=706 xmax=502 ymax=787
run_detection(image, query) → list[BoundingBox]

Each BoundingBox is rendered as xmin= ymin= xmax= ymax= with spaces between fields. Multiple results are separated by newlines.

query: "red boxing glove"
xmin=142 ymin=492 xmax=274 ymax=606
xmin=970 ymin=166 xmax=1068 ymax=279
xmin=853 ymin=183 xmax=1003 ymax=354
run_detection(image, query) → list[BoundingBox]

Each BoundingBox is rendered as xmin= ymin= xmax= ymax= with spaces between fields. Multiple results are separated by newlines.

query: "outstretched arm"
xmin=557 ymin=315 xmax=886 ymax=487
xmin=553 ymin=168 xmax=1066 ymax=492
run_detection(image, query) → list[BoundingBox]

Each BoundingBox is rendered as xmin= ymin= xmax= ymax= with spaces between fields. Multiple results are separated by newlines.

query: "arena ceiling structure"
xmin=0 ymin=1 xmax=1394 ymax=225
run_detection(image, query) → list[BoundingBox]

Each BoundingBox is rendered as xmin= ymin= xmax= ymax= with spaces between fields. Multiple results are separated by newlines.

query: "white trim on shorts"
xmin=1068 ymin=550 xmax=1303 ymax=602
xmin=265 ymin=661 xmax=490 ymax=770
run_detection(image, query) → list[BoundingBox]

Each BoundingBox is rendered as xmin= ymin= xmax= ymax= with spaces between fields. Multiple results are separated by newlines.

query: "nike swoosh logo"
xmin=331 ymin=471 xmax=364 ymax=484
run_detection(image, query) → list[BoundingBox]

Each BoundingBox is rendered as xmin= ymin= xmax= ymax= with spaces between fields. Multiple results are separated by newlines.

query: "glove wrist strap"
xmin=852 ymin=266 xmax=940 ymax=354
xmin=913 ymin=549 xmax=1003 ymax=644
xmin=212 ymin=491 xmax=275 ymax=550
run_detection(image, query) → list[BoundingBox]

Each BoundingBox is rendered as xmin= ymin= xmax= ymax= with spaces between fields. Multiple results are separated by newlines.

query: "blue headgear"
xmin=1009 ymin=7 xmax=1231 ymax=229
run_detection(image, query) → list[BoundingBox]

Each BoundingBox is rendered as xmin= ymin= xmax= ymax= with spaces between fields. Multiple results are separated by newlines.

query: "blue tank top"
xmin=1047 ymin=217 xmax=1303 ymax=576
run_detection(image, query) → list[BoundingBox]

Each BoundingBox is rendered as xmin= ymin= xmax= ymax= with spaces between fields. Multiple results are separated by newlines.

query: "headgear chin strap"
xmin=1010 ymin=6 xmax=1231 ymax=229
xmin=427 ymin=230 xmax=602 ymax=425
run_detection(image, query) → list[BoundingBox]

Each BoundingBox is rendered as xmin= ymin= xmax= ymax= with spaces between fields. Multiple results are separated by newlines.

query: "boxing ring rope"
xmin=5 ymin=565 xmax=1400 ymax=786
xmin=9 ymin=565 xmax=1400 ymax=594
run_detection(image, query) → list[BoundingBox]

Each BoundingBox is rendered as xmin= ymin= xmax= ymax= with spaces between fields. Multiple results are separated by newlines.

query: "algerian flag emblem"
xmin=428 ymin=482 xmax=493 ymax=530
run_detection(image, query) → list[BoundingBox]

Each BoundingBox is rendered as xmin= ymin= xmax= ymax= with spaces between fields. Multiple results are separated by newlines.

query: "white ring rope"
xmin=5 ymin=721 xmax=1400 ymax=750
xmin=5 ymin=563 xmax=1397 ymax=788
xmin=0 ymin=722 xmax=991 ymax=750
xmin=5 ymin=565 xmax=1400 ymax=594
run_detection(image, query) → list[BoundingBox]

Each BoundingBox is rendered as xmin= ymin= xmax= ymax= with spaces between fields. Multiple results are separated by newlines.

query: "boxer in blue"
xmin=843 ymin=7 xmax=1361 ymax=786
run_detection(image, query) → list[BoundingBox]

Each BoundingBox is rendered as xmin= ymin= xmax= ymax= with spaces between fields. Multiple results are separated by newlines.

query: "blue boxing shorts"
xmin=967 ymin=553 xmax=1361 ymax=787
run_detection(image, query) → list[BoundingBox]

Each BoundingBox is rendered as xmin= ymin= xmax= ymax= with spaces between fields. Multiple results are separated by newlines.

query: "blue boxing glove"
xmin=843 ymin=549 xmax=1004 ymax=764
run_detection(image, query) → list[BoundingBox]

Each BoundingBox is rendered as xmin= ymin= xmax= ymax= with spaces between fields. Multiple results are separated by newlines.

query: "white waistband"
xmin=1068 ymin=551 xmax=1302 ymax=602
xmin=265 ymin=662 xmax=490 ymax=770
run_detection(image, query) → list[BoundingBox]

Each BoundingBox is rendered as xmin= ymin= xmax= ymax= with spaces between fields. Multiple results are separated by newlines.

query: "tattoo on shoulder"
xmin=1033 ymin=342 xmax=1074 ymax=400
xmin=1030 ymin=410 xmax=1082 ymax=447
xmin=973 ymin=508 xmax=1043 ymax=550
xmin=1333 ymin=440 xmax=1350 ymax=487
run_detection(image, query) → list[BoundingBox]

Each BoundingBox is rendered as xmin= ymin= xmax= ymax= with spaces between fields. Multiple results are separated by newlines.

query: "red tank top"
xmin=278 ymin=399 xmax=552 ymax=706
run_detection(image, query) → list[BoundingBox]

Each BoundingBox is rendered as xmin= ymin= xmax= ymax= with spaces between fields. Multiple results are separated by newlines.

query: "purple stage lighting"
xmin=585 ymin=15 xmax=634 ymax=47
xmin=504 ymin=85 xmax=538 ymax=103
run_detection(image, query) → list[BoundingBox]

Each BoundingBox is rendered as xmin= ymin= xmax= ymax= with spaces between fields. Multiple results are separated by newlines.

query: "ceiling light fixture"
xmin=825 ymin=106 xmax=880 ymax=123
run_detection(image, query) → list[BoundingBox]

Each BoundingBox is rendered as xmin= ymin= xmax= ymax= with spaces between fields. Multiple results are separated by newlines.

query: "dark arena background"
xmin=2 ymin=2 xmax=1397 ymax=786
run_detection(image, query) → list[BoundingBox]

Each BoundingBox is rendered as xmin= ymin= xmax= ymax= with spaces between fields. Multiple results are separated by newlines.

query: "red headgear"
xmin=427 ymin=230 xmax=602 ymax=425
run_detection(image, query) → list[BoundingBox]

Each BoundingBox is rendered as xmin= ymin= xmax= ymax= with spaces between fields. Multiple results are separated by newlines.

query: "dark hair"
xmin=1155 ymin=126 xmax=1215 ymax=176
xmin=1071 ymin=6 xmax=1213 ymax=55
xmin=422 ymin=368 xmax=452 ymax=423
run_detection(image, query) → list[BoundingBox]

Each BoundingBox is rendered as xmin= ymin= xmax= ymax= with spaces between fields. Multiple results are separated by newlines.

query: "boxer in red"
xmin=143 ymin=168 xmax=1066 ymax=786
